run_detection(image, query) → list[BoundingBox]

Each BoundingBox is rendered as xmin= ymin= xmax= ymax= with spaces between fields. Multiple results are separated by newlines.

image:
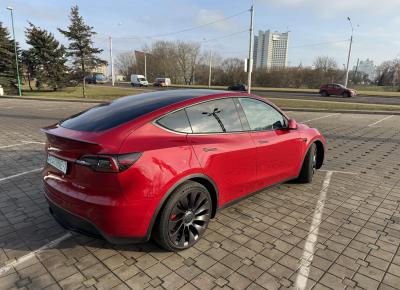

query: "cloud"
xmin=259 ymin=0 xmax=400 ymax=18
xmin=195 ymin=9 xmax=236 ymax=32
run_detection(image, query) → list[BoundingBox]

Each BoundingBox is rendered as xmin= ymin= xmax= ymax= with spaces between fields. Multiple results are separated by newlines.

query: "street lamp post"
xmin=247 ymin=4 xmax=254 ymax=94
xmin=344 ymin=17 xmax=353 ymax=88
xmin=7 ymin=6 xmax=22 ymax=96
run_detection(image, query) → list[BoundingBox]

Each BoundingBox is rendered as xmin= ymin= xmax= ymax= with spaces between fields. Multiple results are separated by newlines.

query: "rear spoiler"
xmin=41 ymin=128 xmax=101 ymax=146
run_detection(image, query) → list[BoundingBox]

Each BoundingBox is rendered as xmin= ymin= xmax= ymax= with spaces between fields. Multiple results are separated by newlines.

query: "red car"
xmin=319 ymin=83 xmax=357 ymax=97
xmin=42 ymin=90 xmax=326 ymax=251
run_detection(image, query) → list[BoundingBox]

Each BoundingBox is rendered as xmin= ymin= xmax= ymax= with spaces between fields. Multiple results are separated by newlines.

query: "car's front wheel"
xmin=342 ymin=92 xmax=350 ymax=98
xmin=296 ymin=143 xmax=317 ymax=183
xmin=154 ymin=181 xmax=212 ymax=251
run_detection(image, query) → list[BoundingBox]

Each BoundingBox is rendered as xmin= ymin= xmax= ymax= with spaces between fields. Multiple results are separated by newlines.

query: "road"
xmin=0 ymin=98 xmax=400 ymax=289
xmin=111 ymin=82 xmax=400 ymax=106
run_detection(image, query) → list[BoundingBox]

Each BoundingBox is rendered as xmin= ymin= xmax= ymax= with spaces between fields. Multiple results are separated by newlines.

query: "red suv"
xmin=319 ymin=83 xmax=356 ymax=97
xmin=43 ymin=90 xmax=326 ymax=251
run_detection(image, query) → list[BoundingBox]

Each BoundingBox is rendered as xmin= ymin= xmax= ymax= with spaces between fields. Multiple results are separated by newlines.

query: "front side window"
xmin=238 ymin=98 xmax=286 ymax=131
xmin=185 ymin=98 xmax=243 ymax=133
xmin=156 ymin=109 xmax=192 ymax=133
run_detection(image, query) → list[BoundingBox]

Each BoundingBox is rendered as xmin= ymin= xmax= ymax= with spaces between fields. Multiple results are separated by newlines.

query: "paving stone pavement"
xmin=0 ymin=99 xmax=399 ymax=290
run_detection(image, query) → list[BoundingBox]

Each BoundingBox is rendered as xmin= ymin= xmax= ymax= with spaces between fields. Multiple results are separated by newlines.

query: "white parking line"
xmin=0 ymin=141 xmax=45 ymax=149
xmin=301 ymin=113 xmax=340 ymax=123
xmin=295 ymin=171 xmax=333 ymax=290
xmin=319 ymin=169 xmax=358 ymax=175
xmin=367 ymin=115 xmax=394 ymax=127
xmin=0 ymin=232 xmax=72 ymax=275
xmin=21 ymin=141 xmax=46 ymax=145
xmin=0 ymin=168 xmax=42 ymax=183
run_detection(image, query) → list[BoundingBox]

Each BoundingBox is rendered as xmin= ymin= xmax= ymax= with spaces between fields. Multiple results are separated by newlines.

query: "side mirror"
xmin=288 ymin=119 xmax=298 ymax=130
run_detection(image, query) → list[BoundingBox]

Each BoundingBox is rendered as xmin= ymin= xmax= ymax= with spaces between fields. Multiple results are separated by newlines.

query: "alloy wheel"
xmin=168 ymin=190 xmax=211 ymax=248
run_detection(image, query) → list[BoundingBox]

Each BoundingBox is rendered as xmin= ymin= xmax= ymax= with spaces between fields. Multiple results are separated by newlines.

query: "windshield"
xmin=138 ymin=78 xmax=147 ymax=82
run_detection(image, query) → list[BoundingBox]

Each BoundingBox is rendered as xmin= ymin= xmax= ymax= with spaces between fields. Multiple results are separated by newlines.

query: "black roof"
xmin=61 ymin=89 xmax=229 ymax=132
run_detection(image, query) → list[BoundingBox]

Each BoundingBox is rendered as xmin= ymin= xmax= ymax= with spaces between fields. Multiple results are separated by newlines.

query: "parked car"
xmin=130 ymin=74 xmax=149 ymax=87
xmin=86 ymin=73 xmax=107 ymax=84
xmin=227 ymin=83 xmax=247 ymax=91
xmin=42 ymin=89 xmax=326 ymax=251
xmin=154 ymin=78 xmax=171 ymax=87
xmin=319 ymin=83 xmax=357 ymax=97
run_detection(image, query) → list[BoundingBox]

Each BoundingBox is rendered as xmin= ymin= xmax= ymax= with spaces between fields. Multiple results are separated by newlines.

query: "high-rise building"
xmin=253 ymin=30 xmax=289 ymax=69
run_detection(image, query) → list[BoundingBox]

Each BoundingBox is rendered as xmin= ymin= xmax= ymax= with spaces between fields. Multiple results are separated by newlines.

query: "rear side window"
xmin=156 ymin=109 xmax=192 ymax=133
xmin=185 ymin=98 xmax=243 ymax=133
xmin=238 ymin=98 xmax=286 ymax=131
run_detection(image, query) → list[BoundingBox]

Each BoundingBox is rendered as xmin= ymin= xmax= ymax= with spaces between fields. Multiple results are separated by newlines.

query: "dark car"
xmin=227 ymin=83 xmax=247 ymax=91
xmin=319 ymin=83 xmax=357 ymax=97
xmin=42 ymin=89 xmax=326 ymax=251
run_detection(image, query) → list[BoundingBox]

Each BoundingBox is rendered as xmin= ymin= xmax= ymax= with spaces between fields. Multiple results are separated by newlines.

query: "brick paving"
xmin=0 ymin=98 xmax=399 ymax=289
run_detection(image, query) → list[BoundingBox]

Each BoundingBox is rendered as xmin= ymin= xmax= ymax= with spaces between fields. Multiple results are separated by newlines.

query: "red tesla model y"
xmin=42 ymin=90 xmax=326 ymax=251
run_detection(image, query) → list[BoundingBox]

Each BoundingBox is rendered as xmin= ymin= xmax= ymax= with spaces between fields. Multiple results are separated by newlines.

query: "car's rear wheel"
xmin=296 ymin=143 xmax=317 ymax=183
xmin=154 ymin=181 xmax=212 ymax=251
xmin=321 ymin=91 xmax=328 ymax=97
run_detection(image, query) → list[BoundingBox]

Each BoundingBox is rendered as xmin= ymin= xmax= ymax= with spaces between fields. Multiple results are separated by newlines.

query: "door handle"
xmin=203 ymin=147 xmax=218 ymax=152
xmin=258 ymin=140 xmax=269 ymax=144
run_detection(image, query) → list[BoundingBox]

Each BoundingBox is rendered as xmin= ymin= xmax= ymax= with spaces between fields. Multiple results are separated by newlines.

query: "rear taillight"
xmin=76 ymin=153 xmax=142 ymax=173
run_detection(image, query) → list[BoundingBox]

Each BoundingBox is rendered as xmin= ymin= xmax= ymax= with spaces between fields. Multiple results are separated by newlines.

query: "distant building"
xmin=253 ymin=30 xmax=289 ymax=69
xmin=354 ymin=59 xmax=376 ymax=80
xmin=91 ymin=64 xmax=107 ymax=75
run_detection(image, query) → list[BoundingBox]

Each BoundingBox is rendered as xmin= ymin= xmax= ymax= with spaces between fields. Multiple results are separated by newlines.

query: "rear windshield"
xmin=60 ymin=92 xmax=195 ymax=132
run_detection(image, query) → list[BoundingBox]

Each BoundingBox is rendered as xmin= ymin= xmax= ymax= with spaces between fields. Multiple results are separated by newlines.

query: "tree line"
xmin=0 ymin=5 xmax=105 ymax=97
xmin=117 ymin=41 xmax=400 ymax=89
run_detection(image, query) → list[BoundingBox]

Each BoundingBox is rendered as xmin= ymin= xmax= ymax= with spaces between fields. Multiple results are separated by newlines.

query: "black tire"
xmin=296 ymin=143 xmax=317 ymax=183
xmin=342 ymin=92 xmax=350 ymax=98
xmin=320 ymin=91 xmax=328 ymax=97
xmin=153 ymin=181 xmax=212 ymax=251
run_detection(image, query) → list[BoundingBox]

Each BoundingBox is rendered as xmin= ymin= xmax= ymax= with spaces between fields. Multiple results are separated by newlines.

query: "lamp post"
xmin=247 ymin=4 xmax=254 ymax=94
xmin=344 ymin=17 xmax=353 ymax=88
xmin=7 ymin=6 xmax=22 ymax=96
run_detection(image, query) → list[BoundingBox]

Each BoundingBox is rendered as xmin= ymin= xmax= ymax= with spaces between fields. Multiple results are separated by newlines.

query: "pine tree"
xmin=58 ymin=5 xmax=106 ymax=97
xmin=21 ymin=49 xmax=37 ymax=91
xmin=0 ymin=22 xmax=17 ymax=94
xmin=25 ymin=23 xmax=68 ymax=91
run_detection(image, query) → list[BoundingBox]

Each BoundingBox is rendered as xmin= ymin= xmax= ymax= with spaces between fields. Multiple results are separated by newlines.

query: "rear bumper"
xmin=42 ymin=179 xmax=158 ymax=243
xmin=47 ymin=197 xmax=146 ymax=244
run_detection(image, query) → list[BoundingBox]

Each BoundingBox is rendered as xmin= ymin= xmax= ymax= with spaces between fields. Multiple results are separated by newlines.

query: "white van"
xmin=154 ymin=78 xmax=171 ymax=87
xmin=130 ymin=74 xmax=149 ymax=87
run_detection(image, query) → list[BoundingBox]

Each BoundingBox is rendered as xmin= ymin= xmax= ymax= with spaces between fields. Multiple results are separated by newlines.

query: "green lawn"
xmin=15 ymin=85 xmax=400 ymax=112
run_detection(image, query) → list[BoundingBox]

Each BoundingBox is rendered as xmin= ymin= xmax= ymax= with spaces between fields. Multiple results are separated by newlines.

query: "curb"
xmin=2 ymin=96 xmax=400 ymax=115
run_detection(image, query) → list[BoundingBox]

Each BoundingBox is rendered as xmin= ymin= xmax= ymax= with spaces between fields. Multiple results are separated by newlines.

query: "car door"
xmin=186 ymin=98 xmax=258 ymax=205
xmin=237 ymin=97 xmax=303 ymax=189
xmin=326 ymin=84 xmax=335 ymax=95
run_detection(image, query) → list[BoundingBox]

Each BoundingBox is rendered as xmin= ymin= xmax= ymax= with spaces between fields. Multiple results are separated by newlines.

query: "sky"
xmin=1 ymin=0 xmax=400 ymax=70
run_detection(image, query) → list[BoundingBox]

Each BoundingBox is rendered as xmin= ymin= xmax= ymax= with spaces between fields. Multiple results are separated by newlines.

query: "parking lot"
xmin=0 ymin=98 xmax=399 ymax=290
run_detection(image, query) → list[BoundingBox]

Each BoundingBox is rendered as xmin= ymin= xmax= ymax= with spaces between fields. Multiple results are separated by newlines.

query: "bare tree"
xmin=218 ymin=58 xmax=246 ymax=85
xmin=115 ymin=52 xmax=136 ymax=80
xmin=175 ymin=41 xmax=201 ymax=84
xmin=313 ymin=56 xmax=338 ymax=72
xmin=376 ymin=59 xmax=400 ymax=87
